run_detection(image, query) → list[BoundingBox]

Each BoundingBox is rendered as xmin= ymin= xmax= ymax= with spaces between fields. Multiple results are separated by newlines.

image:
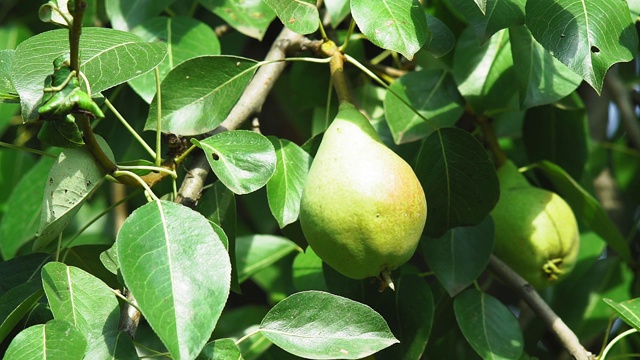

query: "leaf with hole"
xmin=525 ymin=0 xmax=637 ymax=93
xmin=116 ymin=200 xmax=231 ymax=359
xmin=192 ymin=130 xmax=277 ymax=195
xmin=145 ymin=56 xmax=257 ymax=135
xmin=34 ymin=136 xmax=113 ymax=251
xmin=260 ymin=290 xmax=399 ymax=359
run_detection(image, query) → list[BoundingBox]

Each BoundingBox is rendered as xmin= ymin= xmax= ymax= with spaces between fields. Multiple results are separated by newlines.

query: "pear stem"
xmin=320 ymin=40 xmax=352 ymax=104
xmin=478 ymin=116 xmax=507 ymax=167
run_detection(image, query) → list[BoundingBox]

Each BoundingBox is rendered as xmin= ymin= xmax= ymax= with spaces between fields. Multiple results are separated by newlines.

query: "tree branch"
xmin=487 ymin=255 xmax=594 ymax=360
xmin=175 ymin=27 xmax=320 ymax=206
xmin=605 ymin=70 xmax=640 ymax=151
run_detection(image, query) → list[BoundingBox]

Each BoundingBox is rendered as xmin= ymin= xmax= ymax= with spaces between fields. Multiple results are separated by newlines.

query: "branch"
xmin=175 ymin=27 xmax=320 ymax=206
xmin=487 ymin=255 xmax=594 ymax=360
xmin=605 ymin=70 xmax=640 ymax=150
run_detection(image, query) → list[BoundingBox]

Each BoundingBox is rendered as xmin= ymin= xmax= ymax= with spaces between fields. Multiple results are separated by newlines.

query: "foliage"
xmin=0 ymin=0 xmax=639 ymax=359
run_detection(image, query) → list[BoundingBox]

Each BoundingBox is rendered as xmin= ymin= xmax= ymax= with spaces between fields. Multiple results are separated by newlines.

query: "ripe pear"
xmin=491 ymin=160 xmax=579 ymax=289
xmin=299 ymin=102 xmax=427 ymax=281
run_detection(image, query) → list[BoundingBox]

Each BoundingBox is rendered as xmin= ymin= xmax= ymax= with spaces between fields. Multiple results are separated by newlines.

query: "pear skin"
xmin=491 ymin=161 xmax=579 ymax=288
xmin=299 ymin=102 xmax=427 ymax=280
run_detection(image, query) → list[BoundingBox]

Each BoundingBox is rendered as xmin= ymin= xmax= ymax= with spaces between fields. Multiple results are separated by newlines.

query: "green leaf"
xmin=198 ymin=338 xmax=244 ymax=360
xmin=199 ymin=0 xmax=276 ymax=40
xmin=415 ymin=128 xmax=500 ymax=237
xmin=325 ymin=0 xmax=351 ymax=28
xmin=37 ymin=117 xmax=84 ymax=148
xmin=34 ymin=136 xmax=113 ymax=251
xmin=105 ymin=0 xmax=176 ymax=31
xmin=453 ymin=28 xmax=518 ymax=115
xmin=531 ymin=160 xmax=634 ymax=266
xmin=130 ymin=16 xmax=221 ymax=103
xmin=260 ymin=290 xmax=399 ymax=359
xmin=525 ymin=0 xmax=638 ymax=93
xmin=192 ymin=131 xmax=277 ymax=195
xmin=376 ymin=275 xmax=434 ymax=360
xmin=99 ymin=244 xmax=119 ymax=275
xmin=351 ymin=0 xmax=429 ymax=60
xmin=450 ymin=0 xmax=524 ymax=43
xmin=292 ymin=247 xmax=328 ymax=292
xmin=197 ymin=181 xmax=239 ymax=293
xmin=145 ymin=56 xmax=257 ymax=135
xmin=39 ymin=0 xmax=73 ymax=27
xmin=12 ymin=28 xmax=167 ymax=121
xmin=236 ymin=234 xmax=299 ymax=283
xmin=422 ymin=14 xmax=456 ymax=58
xmin=263 ymin=0 xmax=319 ymax=34
xmin=266 ymin=137 xmax=312 ymax=228
xmin=0 ymin=50 xmax=17 ymax=101
xmin=475 ymin=0 xmax=488 ymax=14
xmin=0 ymin=154 xmax=57 ymax=259
xmin=454 ymin=288 xmax=524 ymax=360
xmin=523 ymin=102 xmax=588 ymax=180
xmin=0 ymin=149 xmax=35 ymax=212
xmin=41 ymin=262 xmax=120 ymax=359
xmin=604 ymin=298 xmax=640 ymax=331
xmin=116 ymin=200 xmax=231 ymax=359
xmin=4 ymin=319 xmax=87 ymax=360
xmin=384 ymin=69 xmax=464 ymax=144
xmin=509 ymin=26 xmax=582 ymax=109
xmin=423 ymin=217 xmax=494 ymax=297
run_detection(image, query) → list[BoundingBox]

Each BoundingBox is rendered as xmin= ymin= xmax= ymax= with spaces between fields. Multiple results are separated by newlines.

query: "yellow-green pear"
xmin=491 ymin=160 xmax=579 ymax=289
xmin=299 ymin=102 xmax=427 ymax=281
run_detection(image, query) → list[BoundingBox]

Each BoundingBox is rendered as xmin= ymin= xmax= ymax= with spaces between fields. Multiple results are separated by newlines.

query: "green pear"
xmin=299 ymin=102 xmax=427 ymax=281
xmin=491 ymin=160 xmax=579 ymax=289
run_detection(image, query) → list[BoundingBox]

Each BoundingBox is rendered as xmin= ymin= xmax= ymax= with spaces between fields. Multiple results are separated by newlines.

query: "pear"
xmin=491 ymin=160 xmax=579 ymax=289
xmin=299 ymin=102 xmax=427 ymax=281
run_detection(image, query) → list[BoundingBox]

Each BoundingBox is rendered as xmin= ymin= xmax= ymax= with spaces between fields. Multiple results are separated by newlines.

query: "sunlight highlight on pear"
xmin=299 ymin=102 xmax=427 ymax=283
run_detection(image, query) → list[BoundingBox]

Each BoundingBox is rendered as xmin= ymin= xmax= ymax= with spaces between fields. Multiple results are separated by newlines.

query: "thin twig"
xmin=487 ymin=255 xmax=594 ymax=360
xmin=605 ymin=70 xmax=640 ymax=150
xmin=175 ymin=27 xmax=320 ymax=206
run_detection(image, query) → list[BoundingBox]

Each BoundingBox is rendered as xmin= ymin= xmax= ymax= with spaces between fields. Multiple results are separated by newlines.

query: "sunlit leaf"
xmin=4 ymin=319 xmax=87 ymax=360
xmin=263 ymin=0 xmax=319 ymax=34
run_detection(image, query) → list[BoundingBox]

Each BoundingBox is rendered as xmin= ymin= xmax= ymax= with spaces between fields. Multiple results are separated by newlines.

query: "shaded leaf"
xmin=0 ymin=50 xmax=17 ymax=101
xmin=193 ymin=130 xmax=277 ymax=195
xmin=145 ymin=56 xmax=257 ymax=135
xmin=532 ymin=160 xmax=634 ymax=266
xmin=199 ymin=0 xmax=276 ymax=40
xmin=450 ymin=0 xmax=524 ymax=43
xmin=509 ymin=26 xmax=582 ymax=109
xmin=130 ymin=16 xmax=221 ymax=103
xmin=260 ymin=290 xmax=399 ymax=359
xmin=39 ymin=0 xmax=72 ymax=27
xmin=12 ymin=28 xmax=166 ymax=121
xmin=116 ymin=200 xmax=231 ymax=359
xmin=263 ymin=0 xmax=320 ymax=34
xmin=422 ymin=14 xmax=456 ymax=58
xmin=292 ymin=247 xmax=328 ymax=292
xmin=415 ymin=128 xmax=500 ymax=237
xmin=351 ymin=0 xmax=429 ymax=60
xmin=105 ymin=0 xmax=176 ymax=31
xmin=4 ymin=319 xmax=87 ymax=360
xmin=0 ymin=154 xmax=57 ymax=259
xmin=34 ymin=136 xmax=113 ymax=251
xmin=526 ymin=0 xmax=638 ymax=93
xmin=266 ymin=137 xmax=312 ymax=228
xmin=523 ymin=101 xmax=588 ymax=180
xmin=384 ymin=69 xmax=464 ymax=144
xmin=0 ymin=280 xmax=44 ymax=344
xmin=604 ymin=298 xmax=640 ymax=331
xmin=423 ymin=217 xmax=494 ymax=296
xmin=42 ymin=262 xmax=121 ymax=359
xmin=236 ymin=234 xmax=299 ymax=283
xmin=454 ymin=288 xmax=524 ymax=360
xmin=325 ymin=0 xmax=351 ymax=28
xmin=0 ymin=149 xmax=36 ymax=214
xmin=453 ymin=28 xmax=518 ymax=115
